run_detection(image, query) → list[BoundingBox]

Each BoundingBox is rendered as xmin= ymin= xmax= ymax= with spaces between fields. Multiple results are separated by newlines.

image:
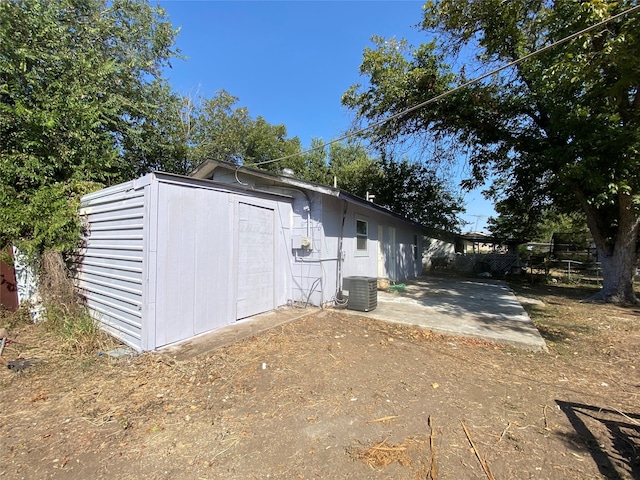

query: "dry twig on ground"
xmin=428 ymin=415 xmax=437 ymax=480
xmin=462 ymin=421 xmax=495 ymax=480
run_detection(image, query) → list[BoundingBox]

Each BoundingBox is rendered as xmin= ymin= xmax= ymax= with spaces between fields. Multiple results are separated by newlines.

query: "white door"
xmin=377 ymin=225 xmax=385 ymax=278
xmin=236 ymin=202 xmax=275 ymax=319
xmin=388 ymin=227 xmax=397 ymax=281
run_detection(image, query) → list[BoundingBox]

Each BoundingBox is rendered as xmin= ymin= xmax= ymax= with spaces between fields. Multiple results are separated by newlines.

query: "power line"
xmin=252 ymin=3 xmax=640 ymax=168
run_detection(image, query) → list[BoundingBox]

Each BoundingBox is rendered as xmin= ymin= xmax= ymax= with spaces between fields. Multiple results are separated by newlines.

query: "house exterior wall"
xmin=289 ymin=191 xmax=325 ymax=307
xmin=205 ymin=164 xmax=424 ymax=298
xmin=150 ymin=180 xmax=235 ymax=347
xmin=80 ymin=165 xmax=425 ymax=351
xmin=321 ymin=196 xmax=423 ymax=289
xmin=375 ymin=217 xmax=423 ymax=281
xmin=422 ymin=237 xmax=456 ymax=271
xmin=209 ymin=168 xmax=329 ymax=307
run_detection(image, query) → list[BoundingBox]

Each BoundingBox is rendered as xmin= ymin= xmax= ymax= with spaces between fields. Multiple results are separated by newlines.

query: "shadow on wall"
xmin=377 ymin=231 xmax=418 ymax=283
xmin=556 ymin=400 xmax=640 ymax=479
xmin=422 ymin=237 xmax=455 ymax=272
xmin=397 ymin=242 xmax=416 ymax=280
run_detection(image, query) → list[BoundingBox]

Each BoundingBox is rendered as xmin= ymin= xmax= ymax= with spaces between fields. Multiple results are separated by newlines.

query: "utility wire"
xmin=252 ymin=3 xmax=640 ymax=168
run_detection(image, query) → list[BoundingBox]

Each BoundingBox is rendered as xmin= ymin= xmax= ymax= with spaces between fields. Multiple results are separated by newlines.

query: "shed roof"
xmin=190 ymin=160 xmax=425 ymax=229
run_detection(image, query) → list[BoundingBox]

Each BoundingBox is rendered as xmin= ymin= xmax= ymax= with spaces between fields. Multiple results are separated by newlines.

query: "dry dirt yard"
xmin=1 ymin=281 xmax=639 ymax=479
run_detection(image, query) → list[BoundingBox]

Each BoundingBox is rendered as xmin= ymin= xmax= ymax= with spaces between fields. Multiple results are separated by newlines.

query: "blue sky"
xmin=158 ymin=0 xmax=495 ymax=232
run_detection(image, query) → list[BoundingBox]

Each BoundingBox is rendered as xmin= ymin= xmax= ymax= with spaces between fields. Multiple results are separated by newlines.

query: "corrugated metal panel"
xmin=78 ymin=181 xmax=146 ymax=351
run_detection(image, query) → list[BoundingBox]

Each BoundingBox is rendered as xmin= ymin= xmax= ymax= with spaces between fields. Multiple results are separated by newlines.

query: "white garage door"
xmin=236 ymin=202 xmax=275 ymax=319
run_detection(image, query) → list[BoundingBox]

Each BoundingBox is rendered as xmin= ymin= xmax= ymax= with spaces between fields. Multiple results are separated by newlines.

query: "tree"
xmin=190 ymin=90 xmax=251 ymax=164
xmin=0 ymin=0 xmax=181 ymax=258
xmin=190 ymin=89 xmax=303 ymax=173
xmin=343 ymin=1 xmax=640 ymax=303
xmin=373 ymin=155 xmax=463 ymax=232
xmin=326 ymin=140 xmax=381 ymax=195
xmin=301 ymin=140 xmax=464 ymax=231
xmin=189 ymin=92 xmax=463 ymax=231
xmin=489 ymin=198 xmax=589 ymax=243
xmin=122 ymin=81 xmax=192 ymax=178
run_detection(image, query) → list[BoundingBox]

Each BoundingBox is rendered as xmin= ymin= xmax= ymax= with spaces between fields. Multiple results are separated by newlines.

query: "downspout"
xmin=335 ymin=200 xmax=348 ymax=305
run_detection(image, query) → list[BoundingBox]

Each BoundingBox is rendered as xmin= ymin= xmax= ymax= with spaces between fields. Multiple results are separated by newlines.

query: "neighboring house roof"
xmin=190 ymin=159 xmax=425 ymax=229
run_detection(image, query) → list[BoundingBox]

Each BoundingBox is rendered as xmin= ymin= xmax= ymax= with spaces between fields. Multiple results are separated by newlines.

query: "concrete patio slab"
xmin=340 ymin=275 xmax=548 ymax=351
xmin=163 ymin=275 xmax=547 ymax=360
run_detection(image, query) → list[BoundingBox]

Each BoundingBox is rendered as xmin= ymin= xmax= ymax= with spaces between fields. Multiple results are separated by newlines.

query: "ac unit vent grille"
xmin=344 ymin=276 xmax=377 ymax=312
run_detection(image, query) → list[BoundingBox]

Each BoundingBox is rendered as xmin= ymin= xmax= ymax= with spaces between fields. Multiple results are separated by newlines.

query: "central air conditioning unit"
xmin=343 ymin=276 xmax=377 ymax=312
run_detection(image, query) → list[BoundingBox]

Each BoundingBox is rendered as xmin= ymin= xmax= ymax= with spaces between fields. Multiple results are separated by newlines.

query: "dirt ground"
xmin=1 ymin=280 xmax=639 ymax=479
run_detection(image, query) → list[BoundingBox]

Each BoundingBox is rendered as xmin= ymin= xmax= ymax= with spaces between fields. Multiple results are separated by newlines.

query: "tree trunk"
xmin=594 ymin=245 xmax=637 ymax=303
xmin=585 ymin=193 xmax=639 ymax=304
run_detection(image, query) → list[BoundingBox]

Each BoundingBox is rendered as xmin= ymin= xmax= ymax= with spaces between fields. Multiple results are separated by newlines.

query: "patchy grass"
xmin=1 ymin=281 xmax=639 ymax=479
xmin=42 ymin=304 xmax=117 ymax=355
xmin=1 ymin=305 xmax=32 ymax=330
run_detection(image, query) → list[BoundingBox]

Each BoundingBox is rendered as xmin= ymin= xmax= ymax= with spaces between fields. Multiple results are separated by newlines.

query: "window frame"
xmin=355 ymin=217 xmax=369 ymax=256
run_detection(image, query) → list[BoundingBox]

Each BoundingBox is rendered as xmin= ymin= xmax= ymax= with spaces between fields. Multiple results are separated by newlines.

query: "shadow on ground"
xmin=556 ymin=400 xmax=640 ymax=479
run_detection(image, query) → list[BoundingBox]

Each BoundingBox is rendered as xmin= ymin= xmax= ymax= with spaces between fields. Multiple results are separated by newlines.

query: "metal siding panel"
xmin=79 ymin=263 xmax=142 ymax=284
xmin=173 ymin=186 xmax=196 ymax=338
xmin=143 ymin=179 xmax=158 ymax=351
xmin=289 ymin=194 xmax=325 ymax=306
xmin=154 ymin=183 xmax=235 ymax=348
xmin=154 ymin=184 xmax=187 ymax=346
xmin=275 ymin=203 xmax=293 ymax=307
xmin=319 ymin=196 xmax=340 ymax=305
xmin=193 ymin=190 xmax=231 ymax=334
xmin=78 ymin=180 xmax=145 ymax=351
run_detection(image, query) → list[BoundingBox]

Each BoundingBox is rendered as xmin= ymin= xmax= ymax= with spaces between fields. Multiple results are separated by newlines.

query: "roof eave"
xmin=191 ymin=159 xmax=426 ymax=230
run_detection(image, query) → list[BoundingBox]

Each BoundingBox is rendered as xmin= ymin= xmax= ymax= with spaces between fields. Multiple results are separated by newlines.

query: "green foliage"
xmin=303 ymin=140 xmax=463 ymax=231
xmin=122 ymin=81 xmax=193 ymax=177
xmin=190 ymin=90 xmax=252 ymax=163
xmin=490 ymin=205 xmax=588 ymax=244
xmin=343 ymin=0 xmax=640 ymax=301
xmin=43 ymin=302 xmax=104 ymax=354
xmin=0 ymin=0 xmax=182 ymax=257
xmin=189 ymin=92 xmax=464 ymax=230
xmin=326 ymin=140 xmax=382 ymax=194
xmin=0 ymin=304 xmax=32 ymax=330
xmin=189 ymin=90 xmax=302 ymax=171
xmin=373 ymin=156 xmax=463 ymax=231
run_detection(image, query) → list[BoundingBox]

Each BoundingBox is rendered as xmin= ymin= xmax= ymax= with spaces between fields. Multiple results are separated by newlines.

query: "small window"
xmin=356 ymin=219 xmax=368 ymax=252
xmin=413 ymin=234 xmax=418 ymax=260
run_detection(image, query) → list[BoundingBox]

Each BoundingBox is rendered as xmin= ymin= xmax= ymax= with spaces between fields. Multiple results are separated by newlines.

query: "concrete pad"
xmin=161 ymin=307 xmax=318 ymax=360
xmin=161 ymin=275 xmax=546 ymax=359
xmin=339 ymin=275 xmax=548 ymax=351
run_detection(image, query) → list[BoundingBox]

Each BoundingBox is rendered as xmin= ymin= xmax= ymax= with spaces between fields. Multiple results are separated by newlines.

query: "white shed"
xmin=78 ymin=165 xmax=424 ymax=351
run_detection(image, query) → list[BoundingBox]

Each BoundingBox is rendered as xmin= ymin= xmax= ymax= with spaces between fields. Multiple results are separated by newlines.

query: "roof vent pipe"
xmin=282 ymin=168 xmax=295 ymax=177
